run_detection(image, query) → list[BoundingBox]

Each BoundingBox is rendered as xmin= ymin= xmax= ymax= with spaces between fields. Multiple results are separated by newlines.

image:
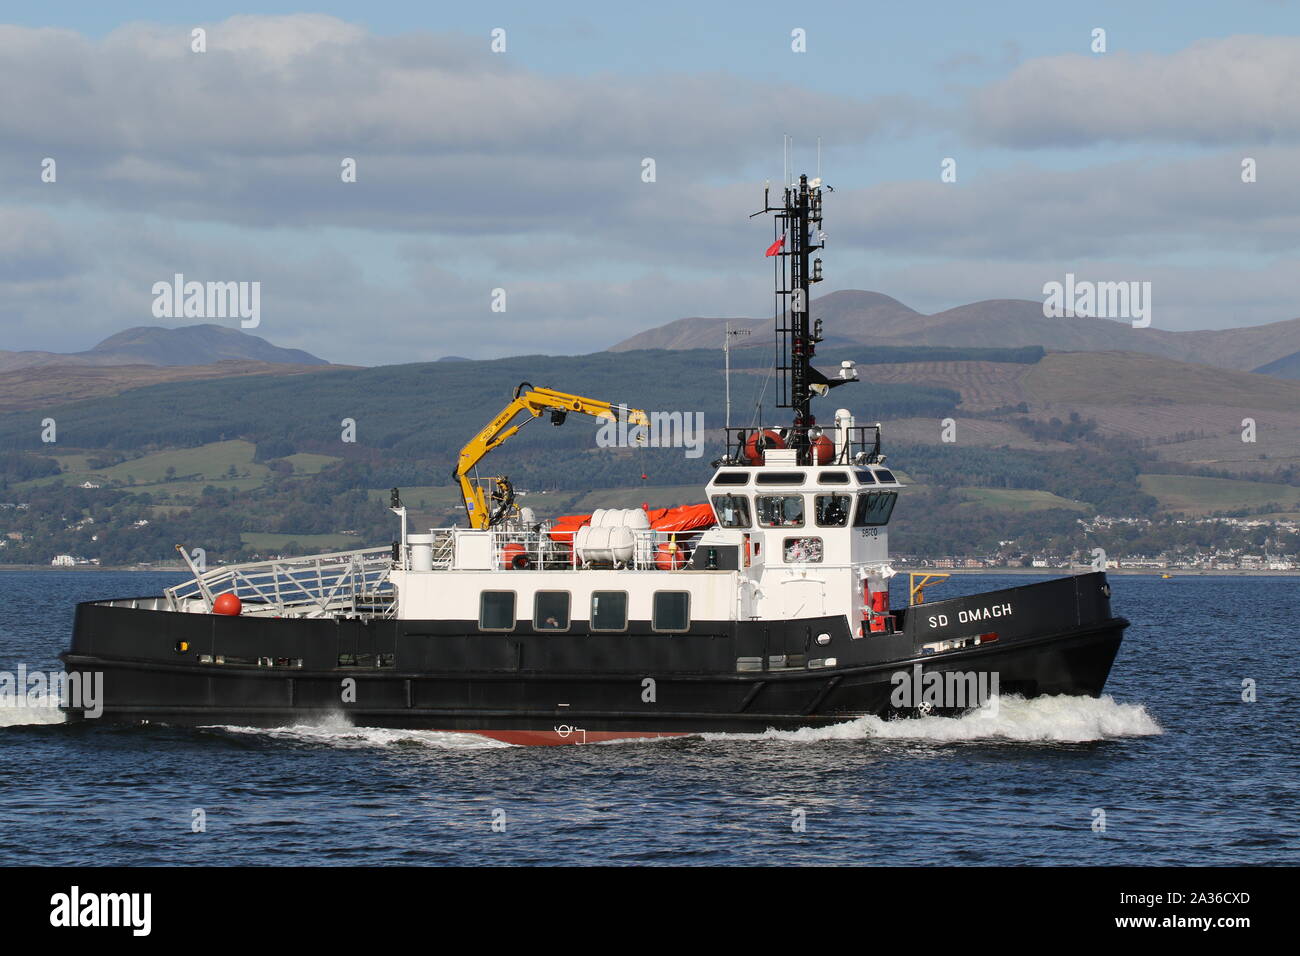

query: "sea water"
xmin=0 ymin=570 xmax=1293 ymax=865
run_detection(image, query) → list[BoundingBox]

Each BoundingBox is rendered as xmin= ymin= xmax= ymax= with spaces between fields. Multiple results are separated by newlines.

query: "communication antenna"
xmin=724 ymin=321 xmax=752 ymax=428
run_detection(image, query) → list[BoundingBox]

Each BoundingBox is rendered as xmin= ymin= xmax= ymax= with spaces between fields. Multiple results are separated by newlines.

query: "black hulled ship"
xmin=60 ymin=175 xmax=1128 ymax=744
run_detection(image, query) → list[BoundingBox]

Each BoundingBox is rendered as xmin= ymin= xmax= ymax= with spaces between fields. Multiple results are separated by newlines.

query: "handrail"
xmin=489 ymin=528 xmax=692 ymax=572
xmin=407 ymin=527 xmax=883 ymax=574
xmin=165 ymin=546 xmax=397 ymax=619
xmin=719 ymin=424 xmax=882 ymax=466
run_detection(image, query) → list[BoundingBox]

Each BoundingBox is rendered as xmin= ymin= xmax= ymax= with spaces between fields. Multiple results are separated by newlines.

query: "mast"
xmin=752 ymin=172 xmax=835 ymax=463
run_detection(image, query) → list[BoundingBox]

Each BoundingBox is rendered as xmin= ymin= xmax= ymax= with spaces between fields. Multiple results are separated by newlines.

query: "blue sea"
xmin=0 ymin=570 xmax=1295 ymax=866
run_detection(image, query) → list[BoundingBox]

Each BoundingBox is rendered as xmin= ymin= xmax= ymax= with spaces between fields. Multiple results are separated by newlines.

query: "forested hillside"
xmin=2 ymin=342 xmax=1298 ymax=565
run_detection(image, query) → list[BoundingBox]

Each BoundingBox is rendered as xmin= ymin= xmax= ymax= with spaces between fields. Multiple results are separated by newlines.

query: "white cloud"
xmin=4 ymin=18 xmax=1300 ymax=362
xmin=0 ymin=16 xmax=918 ymax=231
xmin=828 ymin=147 xmax=1300 ymax=259
xmin=967 ymin=36 xmax=1300 ymax=147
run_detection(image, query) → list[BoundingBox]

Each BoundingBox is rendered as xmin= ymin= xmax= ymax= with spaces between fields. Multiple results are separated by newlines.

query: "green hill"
xmin=0 ymin=346 xmax=964 ymax=491
xmin=1139 ymin=474 xmax=1300 ymax=515
xmin=3 ymin=342 xmax=1298 ymax=565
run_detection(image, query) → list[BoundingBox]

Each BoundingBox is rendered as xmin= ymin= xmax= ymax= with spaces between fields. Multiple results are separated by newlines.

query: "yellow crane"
xmin=455 ymin=382 xmax=651 ymax=529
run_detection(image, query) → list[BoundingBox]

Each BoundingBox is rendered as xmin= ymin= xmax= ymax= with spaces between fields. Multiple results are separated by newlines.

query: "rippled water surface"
xmin=0 ymin=570 xmax=1294 ymax=865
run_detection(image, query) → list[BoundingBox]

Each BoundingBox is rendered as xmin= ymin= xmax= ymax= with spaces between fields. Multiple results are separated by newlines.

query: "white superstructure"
xmin=381 ymin=427 xmax=901 ymax=636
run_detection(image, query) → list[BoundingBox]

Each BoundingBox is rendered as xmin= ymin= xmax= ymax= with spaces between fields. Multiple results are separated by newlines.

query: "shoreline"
xmin=0 ymin=564 xmax=191 ymax=573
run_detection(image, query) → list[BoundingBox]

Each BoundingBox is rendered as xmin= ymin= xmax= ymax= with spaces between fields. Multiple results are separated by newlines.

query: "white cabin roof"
xmin=706 ymin=464 xmax=901 ymax=492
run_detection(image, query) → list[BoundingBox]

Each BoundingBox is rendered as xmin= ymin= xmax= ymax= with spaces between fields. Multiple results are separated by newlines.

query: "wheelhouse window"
xmin=652 ymin=591 xmax=690 ymax=632
xmin=713 ymin=471 xmax=750 ymax=486
xmin=784 ymin=537 xmax=824 ymax=563
xmin=814 ymin=494 xmax=852 ymax=527
xmin=534 ymin=591 xmax=571 ymax=631
xmin=818 ymin=471 xmax=850 ymax=484
xmin=479 ymin=591 xmax=516 ymax=631
xmin=711 ymin=494 xmax=751 ymax=529
xmin=854 ymin=469 xmax=878 ymax=484
xmin=874 ymin=469 xmax=897 ymax=484
xmin=855 ymin=491 xmax=898 ymax=527
xmin=756 ymin=471 xmax=805 ymax=486
xmin=756 ymin=494 xmax=804 ymax=527
xmin=591 ymin=591 xmax=628 ymax=632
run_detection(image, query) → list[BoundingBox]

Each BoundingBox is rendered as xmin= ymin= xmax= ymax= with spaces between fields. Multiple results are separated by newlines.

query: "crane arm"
xmin=455 ymin=382 xmax=651 ymax=529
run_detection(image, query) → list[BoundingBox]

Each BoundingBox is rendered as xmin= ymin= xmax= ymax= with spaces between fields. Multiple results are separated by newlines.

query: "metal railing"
xmin=494 ymin=528 xmax=700 ymax=571
xmin=431 ymin=532 xmax=454 ymax=569
xmin=165 ymin=546 xmax=398 ymax=619
xmin=718 ymin=424 xmax=882 ymax=466
xmin=410 ymin=528 xmax=885 ymax=573
xmin=408 ymin=527 xmax=707 ymax=572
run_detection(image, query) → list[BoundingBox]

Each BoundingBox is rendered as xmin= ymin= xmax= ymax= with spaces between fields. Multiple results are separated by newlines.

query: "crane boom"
xmin=455 ymin=382 xmax=651 ymax=529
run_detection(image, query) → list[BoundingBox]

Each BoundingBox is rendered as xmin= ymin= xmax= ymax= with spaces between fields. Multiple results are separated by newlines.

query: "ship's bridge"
xmin=709 ymin=409 xmax=898 ymax=569
xmin=705 ymin=459 xmax=899 ymax=570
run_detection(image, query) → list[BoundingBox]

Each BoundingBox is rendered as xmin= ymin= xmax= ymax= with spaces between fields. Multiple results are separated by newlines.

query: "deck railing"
xmin=401 ymin=527 xmax=711 ymax=572
xmin=488 ymin=528 xmax=699 ymax=571
xmin=164 ymin=546 xmax=398 ymax=618
xmin=719 ymin=423 xmax=882 ymax=466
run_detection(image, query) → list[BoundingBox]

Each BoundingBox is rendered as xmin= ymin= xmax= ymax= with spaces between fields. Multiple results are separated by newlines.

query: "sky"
xmin=2 ymin=1 xmax=1300 ymax=364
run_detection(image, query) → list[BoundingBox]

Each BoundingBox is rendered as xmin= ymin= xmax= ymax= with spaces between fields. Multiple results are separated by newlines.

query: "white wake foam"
xmin=0 ymin=693 xmax=1162 ymax=746
xmin=207 ymin=714 xmax=513 ymax=750
xmin=0 ymin=694 xmax=67 ymax=727
xmin=704 ymin=694 xmax=1163 ymax=745
xmin=205 ymin=695 xmax=1160 ymax=749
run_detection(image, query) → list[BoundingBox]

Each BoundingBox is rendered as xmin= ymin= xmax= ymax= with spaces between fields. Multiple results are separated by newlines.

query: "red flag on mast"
xmin=764 ymin=233 xmax=786 ymax=257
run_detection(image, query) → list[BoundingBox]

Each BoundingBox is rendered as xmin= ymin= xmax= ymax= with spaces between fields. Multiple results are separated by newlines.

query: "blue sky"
xmin=3 ymin=3 xmax=1299 ymax=362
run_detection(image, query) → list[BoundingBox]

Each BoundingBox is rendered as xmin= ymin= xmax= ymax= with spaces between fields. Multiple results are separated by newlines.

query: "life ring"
xmin=742 ymin=428 xmax=785 ymax=464
xmin=503 ymin=542 xmax=531 ymax=570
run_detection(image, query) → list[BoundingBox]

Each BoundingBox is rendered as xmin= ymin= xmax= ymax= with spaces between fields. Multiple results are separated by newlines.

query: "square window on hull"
xmin=480 ymin=591 xmax=516 ymax=631
xmin=535 ymin=591 xmax=571 ymax=631
xmin=653 ymin=591 xmax=690 ymax=632
xmin=591 ymin=591 xmax=628 ymax=632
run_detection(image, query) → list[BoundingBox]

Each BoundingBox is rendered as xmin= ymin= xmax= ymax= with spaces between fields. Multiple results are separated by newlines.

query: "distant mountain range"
xmin=0 ymin=359 xmax=348 ymax=413
xmin=609 ymin=290 xmax=1300 ymax=379
xmin=4 ymin=334 xmax=1300 ymax=567
xmin=0 ymin=324 xmax=328 ymax=373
